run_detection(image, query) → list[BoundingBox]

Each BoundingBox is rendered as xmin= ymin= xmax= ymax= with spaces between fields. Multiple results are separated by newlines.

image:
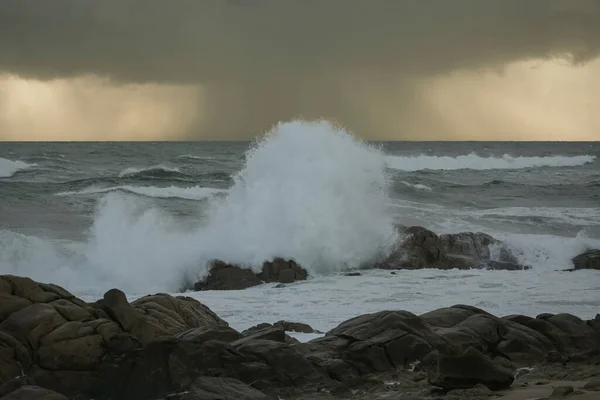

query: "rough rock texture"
xmin=193 ymin=261 xmax=263 ymax=291
xmin=0 ymin=275 xmax=229 ymax=398
xmin=571 ymin=249 xmax=600 ymax=271
xmin=2 ymin=274 xmax=600 ymax=400
xmin=427 ymin=347 xmax=515 ymax=390
xmin=193 ymin=258 xmax=308 ymax=291
xmin=376 ymin=225 xmax=529 ymax=271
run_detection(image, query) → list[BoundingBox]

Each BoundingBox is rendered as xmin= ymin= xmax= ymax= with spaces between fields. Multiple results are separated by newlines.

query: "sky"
xmin=0 ymin=0 xmax=599 ymax=141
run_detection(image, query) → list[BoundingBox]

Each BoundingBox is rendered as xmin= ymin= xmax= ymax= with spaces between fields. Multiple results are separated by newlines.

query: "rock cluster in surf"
xmin=2 ymin=274 xmax=600 ymax=400
xmin=192 ymin=258 xmax=308 ymax=291
xmin=192 ymin=226 xmax=533 ymax=292
xmin=375 ymin=225 xmax=528 ymax=271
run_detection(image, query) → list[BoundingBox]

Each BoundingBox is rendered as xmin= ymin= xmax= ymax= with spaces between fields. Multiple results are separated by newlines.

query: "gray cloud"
xmin=1 ymin=0 xmax=599 ymax=139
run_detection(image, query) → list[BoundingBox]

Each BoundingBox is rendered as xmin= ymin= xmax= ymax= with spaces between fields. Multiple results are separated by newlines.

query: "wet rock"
xmin=345 ymin=272 xmax=362 ymax=277
xmin=258 ymin=258 xmax=308 ymax=283
xmin=193 ymin=261 xmax=263 ymax=291
xmin=193 ymin=258 xmax=308 ymax=291
xmin=571 ymin=249 xmax=600 ymax=271
xmin=427 ymin=347 xmax=515 ymax=390
xmin=375 ymin=225 xmax=528 ymax=271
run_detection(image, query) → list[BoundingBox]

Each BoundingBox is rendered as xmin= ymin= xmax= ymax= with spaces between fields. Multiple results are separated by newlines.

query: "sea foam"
xmin=0 ymin=157 xmax=36 ymax=178
xmin=2 ymin=120 xmax=399 ymax=294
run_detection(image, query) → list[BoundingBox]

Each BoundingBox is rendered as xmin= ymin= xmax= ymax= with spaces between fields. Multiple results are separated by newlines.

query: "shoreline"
xmin=1 ymin=274 xmax=600 ymax=399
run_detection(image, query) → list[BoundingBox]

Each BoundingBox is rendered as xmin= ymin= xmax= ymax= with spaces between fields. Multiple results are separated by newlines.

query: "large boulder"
xmin=427 ymin=347 xmax=515 ymax=390
xmin=193 ymin=261 xmax=263 ymax=291
xmin=193 ymin=258 xmax=308 ymax=291
xmin=0 ymin=275 xmax=229 ymax=398
xmin=571 ymin=249 xmax=600 ymax=271
xmin=304 ymin=304 xmax=600 ymax=383
xmin=375 ymin=225 xmax=528 ymax=271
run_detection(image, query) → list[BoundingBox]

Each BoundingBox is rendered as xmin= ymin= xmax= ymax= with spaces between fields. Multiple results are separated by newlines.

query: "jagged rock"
xmin=193 ymin=261 xmax=263 ymax=291
xmin=193 ymin=258 xmax=308 ymax=291
xmin=258 ymin=258 xmax=308 ymax=283
xmin=375 ymin=225 xmax=528 ymax=271
xmin=571 ymin=249 xmax=600 ymax=271
xmin=0 ymin=275 xmax=229 ymax=398
xmin=3 ymin=274 xmax=600 ymax=400
xmin=427 ymin=347 xmax=515 ymax=390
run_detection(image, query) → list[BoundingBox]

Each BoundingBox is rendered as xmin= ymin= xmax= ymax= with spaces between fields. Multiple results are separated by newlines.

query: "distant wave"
xmin=176 ymin=154 xmax=215 ymax=161
xmin=462 ymin=206 xmax=600 ymax=227
xmin=400 ymin=181 xmax=432 ymax=191
xmin=385 ymin=153 xmax=597 ymax=171
xmin=56 ymin=185 xmax=225 ymax=201
xmin=0 ymin=157 xmax=36 ymax=178
xmin=118 ymin=165 xmax=190 ymax=180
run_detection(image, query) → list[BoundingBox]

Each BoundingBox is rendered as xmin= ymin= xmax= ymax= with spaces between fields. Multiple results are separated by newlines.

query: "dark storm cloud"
xmin=1 ymin=0 xmax=599 ymax=138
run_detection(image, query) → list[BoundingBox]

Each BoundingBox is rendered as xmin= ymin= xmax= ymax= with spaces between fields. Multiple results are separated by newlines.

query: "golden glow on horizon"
xmin=0 ymin=75 xmax=202 ymax=141
xmin=414 ymin=58 xmax=600 ymax=141
xmin=0 ymin=57 xmax=599 ymax=141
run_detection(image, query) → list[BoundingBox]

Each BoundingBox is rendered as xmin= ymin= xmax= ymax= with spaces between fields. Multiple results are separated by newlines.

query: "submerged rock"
xmin=193 ymin=258 xmax=308 ymax=291
xmin=374 ymin=225 xmax=529 ymax=271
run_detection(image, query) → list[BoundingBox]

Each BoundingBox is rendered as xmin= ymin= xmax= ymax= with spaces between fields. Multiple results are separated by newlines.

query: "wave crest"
xmin=118 ymin=165 xmax=187 ymax=180
xmin=385 ymin=153 xmax=596 ymax=171
xmin=56 ymin=185 xmax=225 ymax=201
xmin=0 ymin=157 xmax=36 ymax=178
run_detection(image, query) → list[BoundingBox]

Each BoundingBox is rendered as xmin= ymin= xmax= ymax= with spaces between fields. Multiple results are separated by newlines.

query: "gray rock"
xmin=374 ymin=226 xmax=528 ymax=271
xmin=571 ymin=249 xmax=600 ymax=270
xmin=427 ymin=347 xmax=515 ymax=390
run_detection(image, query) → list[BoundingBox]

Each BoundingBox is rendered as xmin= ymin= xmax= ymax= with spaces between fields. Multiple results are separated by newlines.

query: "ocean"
xmin=1 ymin=120 xmax=599 ymax=338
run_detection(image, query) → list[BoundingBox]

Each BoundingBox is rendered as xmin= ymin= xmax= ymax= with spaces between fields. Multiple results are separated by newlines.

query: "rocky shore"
xmin=191 ymin=226 xmax=599 ymax=291
xmin=1 ymin=274 xmax=600 ymax=400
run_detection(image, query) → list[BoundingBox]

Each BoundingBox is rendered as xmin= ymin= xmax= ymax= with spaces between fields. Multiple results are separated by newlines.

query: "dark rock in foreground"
xmin=571 ymin=249 xmax=600 ymax=271
xmin=193 ymin=258 xmax=308 ymax=291
xmin=428 ymin=347 xmax=514 ymax=390
xmin=375 ymin=225 xmax=530 ymax=271
xmin=2 ymin=274 xmax=600 ymax=400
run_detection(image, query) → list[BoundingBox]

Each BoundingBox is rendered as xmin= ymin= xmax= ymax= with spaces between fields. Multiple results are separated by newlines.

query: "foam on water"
xmin=0 ymin=157 xmax=36 ymax=178
xmin=1 ymin=120 xmax=399 ymax=294
xmin=400 ymin=181 xmax=432 ymax=191
xmin=56 ymin=185 xmax=225 ymax=201
xmin=193 ymin=120 xmax=398 ymax=273
xmin=385 ymin=153 xmax=596 ymax=171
